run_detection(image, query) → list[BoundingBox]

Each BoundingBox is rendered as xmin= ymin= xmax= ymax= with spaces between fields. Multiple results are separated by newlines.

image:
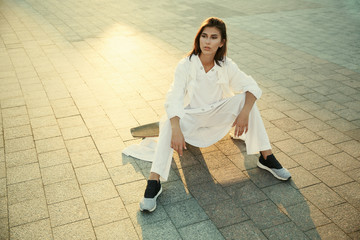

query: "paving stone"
xmin=5 ymin=136 xmax=34 ymax=153
xmin=266 ymin=127 xmax=291 ymax=142
xmin=158 ymin=179 xmax=193 ymax=205
xmin=7 ymin=163 xmax=41 ymax=185
xmin=346 ymin=167 xmax=360 ymax=182
xmin=108 ymin=163 xmax=144 ymax=185
xmin=306 ymin=223 xmax=350 ymax=239
xmin=53 ymin=105 xmax=79 ymax=118
xmin=188 ymin=180 xmax=230 ymax=207
xmin=57 ymin=115 xmax=84 ymax=128
xmin=178 ymin=220 xmax=225 ymax=240
xmin=284 ymin=109 xmax=313 ymax=121
xmin=262 ymin=183 xmax=307 ymax=207
xmin=7 ymin=179 xmax=44 ymax=205
xmin=38 ymin=148 xmax=70 ymax=168
xmin=135 ymin=219 xmax=181 ymax=240
xmin=95 ymin=219 xmax=139 ymax=240
xmin=94 ymin=137 xmax=126 ymax=154
xmin=44 ymin=179 xmax=82 ymax=204
xmin=220 ymin=220 xmax=267 ymax=240
xmin=126 ymin=202 xmax=168 ymax=228
xmin=33 ymin=125 xmax=61 ymax=140
xmin=274 ymin=138 xmax=309 ymax=156
xmin=65 ymin=136 xmax=96 ymax=153
xmin=311 ymin=165 xmax=353 ymax=187
xmin=286 ymin=201 xmax=331 ymax=231
xmin=48 ymin=197 xmax=88 ymax=227
xmin=30 ymin=115 xmax=57 ymax=129
xmin=4 ymin=125 xmax=32 ymax=140
xmin=203 ymin=198 xmax=249 ymax=228
xmin=0 ymin=217 xmax=9 ymax=240
xmin=5 ymin=148 xmax=37 ymax=168
xmin=28 ymin=106 xmax=53 ymax=118
xmin=61 ymin=125 xmax=90 ymax=140
xmin=52 ymin=219 xmax=96 ymax=240
xmin=175 ymin=164 xmax=214 ymax=187
xmin=172 ymin=150 xmax=201 ymax=169
xmin=8 ymin=197 xmax=48 ymax=227
xmin=243 ymin=200 xmax=290 ymax=230
xmin=246 ymin=166 xmax=285 ymax=188
xmin=263 ymin=221 xmax=308 ymax=240
xmin=289 ymin=166 xmax=321 ymax=189
xmin=0 ymin=197 xmax=8 ymax=219
xmin=317 ymin=128 xmax=352 ymax=144
xmin=227 ymin=153 xmax=258 ymax=171
xmin=323 ymin=203 xmax=360 ymax=233
xmin=291 ymin=151 xmax=329 ymax=170
xmin=89 ymin=126 xmax=119 ymax=140
xmin=327 ymin=118 xmax=358 ymax=132
xmin=68 ymin=148 xmax=102 ymax=168
xmin=333 ymin=182 xmax=360 ymax=210
xmin=3 ymin=115 xmax=30 ymax=128
xmin=41 ymin=163 xmax=76 ymax=185
xmin=75 ymin=162 xmax=110 ymax=184
xmin=88 ymin=197 xmax=128 ymax=227
xmin=287 ymin=128 xmax=321 ymax=143
xmin=35 ymin=136 xmax=65 ymax=153
xmin=0 ymin=178 xmax=5 ymax=198
xmin=336 ymin=140 xmax=360 ymax=158
xmin=209 ymin=162 xmax=248 ymax=188
xmin=225 ymin=180 xmax=268 ymax=207
xmin=10 ymin=218 xmax=52 ymax=240
xmin=305 ymin=139 xmax=341 ymax=157
xmin=117 ymin=179 xmax=147 ymax=206
xmin=164 ymin=198 xmax=209 ymax=228
xmin=1 ymin=106 xmax=27 ymax=118
xmin=81 ymin=179 xmax=118 ymax=204
xmin=300 ymin=183 xmax=345 ymax=209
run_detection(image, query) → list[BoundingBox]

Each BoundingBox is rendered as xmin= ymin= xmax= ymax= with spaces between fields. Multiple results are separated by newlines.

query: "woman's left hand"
xmin=232 ymin=110 xmax=250 ymax=137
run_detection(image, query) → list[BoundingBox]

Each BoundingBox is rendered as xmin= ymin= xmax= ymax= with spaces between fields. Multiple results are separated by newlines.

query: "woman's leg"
xmin=149 ymin=117 xmax=174 ymax=182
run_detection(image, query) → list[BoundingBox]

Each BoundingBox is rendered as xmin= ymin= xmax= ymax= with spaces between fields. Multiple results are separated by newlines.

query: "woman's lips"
xmin=204 ymin=47 xmax=211 ymax=50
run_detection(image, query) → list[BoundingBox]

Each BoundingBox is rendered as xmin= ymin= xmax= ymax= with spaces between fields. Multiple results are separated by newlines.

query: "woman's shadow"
xmin=130 ymin=135 xmax=324 ymax=239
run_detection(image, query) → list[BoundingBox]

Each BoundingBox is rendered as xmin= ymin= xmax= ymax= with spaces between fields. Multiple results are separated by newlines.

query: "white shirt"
xmin=188 ymin=56 xmax=223 ymax=109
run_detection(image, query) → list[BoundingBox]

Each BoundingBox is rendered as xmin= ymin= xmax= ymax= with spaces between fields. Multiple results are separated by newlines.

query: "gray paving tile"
xmin=52 ymin=219 xmax=96 ymax=240
xmin=0 ymin=217 xmax=9 ymax=240
xmin=164 ymin=198 xmax=209 ymax=228
xmin=225 ymin=180 xmax=268 ymax=207
xmin=203 ymin=199 xmax=249 ymax=228
xmin=7 ymin=179 xmax=44 ymax=205
xmin=81 ymin=179 xmax=118 ymax=204
xmin=262 ymin=183 xmax=307 ymax=207
xmin=300 ymin=183 xmax=345 ymax=209
xmin=220 ymin=220 xmax=267 ymax=240
xmin=10 ymin=219 xmax=52 ymax=240
xmin=333 ymin=182 xmax=360 ymax=210
xmin=178 ymin=220 xmax=225 ymax=240
xmin=95 ymin=219 xmax=139 ymax=240
xmin=311 ymin=165 xmax=353 ymax=187
xmin=108 ymin=163 xmax=144 ymax=185
xmin=5 ymin=148 xmax=37 ymax=168
xmin=305 ymin=223 xmax=350 ymax=240
xmin=135 ymin=219 xmax=181 ymax=240
xmin=323 ymin=203 xmax=360 ymax=234
xmin=188 ymin=180 xmax=230 ymax=206
xmin=243 ymin=200 xmax=290 ymax=230
xmin=7 ymin=163 xmax=41 ymax=185
xmin=75 ymin=162 xmax=110 ymax=185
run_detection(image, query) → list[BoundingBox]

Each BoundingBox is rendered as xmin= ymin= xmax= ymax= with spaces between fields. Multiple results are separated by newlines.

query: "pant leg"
xmin=150 ymin=116 xmax=174 ymax=181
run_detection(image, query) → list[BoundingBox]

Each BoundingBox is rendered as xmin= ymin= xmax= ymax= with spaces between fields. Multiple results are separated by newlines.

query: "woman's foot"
xmin=257 ymin=152 xmax=291 ymax=181
xmin=139 ymin=179 xmax=162 ymax=212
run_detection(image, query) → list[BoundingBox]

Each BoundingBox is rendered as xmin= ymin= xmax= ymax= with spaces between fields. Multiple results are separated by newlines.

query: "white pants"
xmin=150 ymin=93 xmax=271 ymax=181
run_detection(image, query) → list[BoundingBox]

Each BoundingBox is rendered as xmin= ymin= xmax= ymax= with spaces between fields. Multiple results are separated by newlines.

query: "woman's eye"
xmin=212 ymin=36 xmax=217 ymax=39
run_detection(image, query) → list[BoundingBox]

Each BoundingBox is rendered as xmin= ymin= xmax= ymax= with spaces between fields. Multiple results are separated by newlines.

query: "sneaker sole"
xmin=257 ymin=161 xmax=291 ymax=181
xmin=140 ymin=186 xmax=163 ymax=212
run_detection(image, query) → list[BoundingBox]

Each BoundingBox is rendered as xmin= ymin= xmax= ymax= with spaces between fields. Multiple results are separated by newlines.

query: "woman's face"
xmin=199 ymin=26 xmax=224 ymax=57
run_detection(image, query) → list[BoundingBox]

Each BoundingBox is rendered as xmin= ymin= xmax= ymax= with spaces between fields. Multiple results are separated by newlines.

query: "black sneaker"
xmin=257 ymin=153 xmax=291 ymax=181
xmin=139 ymin=180 xmax=162 ymax=212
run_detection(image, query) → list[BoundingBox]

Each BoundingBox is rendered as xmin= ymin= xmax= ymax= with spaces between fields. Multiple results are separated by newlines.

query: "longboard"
xmin=130 ymin=122 xmax=159 ymax=138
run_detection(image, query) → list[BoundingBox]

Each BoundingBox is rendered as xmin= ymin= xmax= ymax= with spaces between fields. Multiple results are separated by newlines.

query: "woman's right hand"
xmin=170 ymin=117 xmax=186 ymax=156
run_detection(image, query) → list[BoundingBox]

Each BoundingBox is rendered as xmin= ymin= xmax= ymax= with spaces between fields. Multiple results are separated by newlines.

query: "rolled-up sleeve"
xmin=164 ymin=59 xmax=188 ymax=119
xmin=227 ymin=59 xmax=262 ymax=99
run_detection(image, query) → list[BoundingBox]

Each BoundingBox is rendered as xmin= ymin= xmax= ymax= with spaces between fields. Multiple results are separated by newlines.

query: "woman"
xmin=139 ymin=17 xmax=291 ymax=212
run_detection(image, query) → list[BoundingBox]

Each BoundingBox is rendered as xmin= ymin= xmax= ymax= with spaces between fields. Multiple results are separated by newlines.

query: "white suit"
xmin=124 ymin=55 xmax=271 ymax=181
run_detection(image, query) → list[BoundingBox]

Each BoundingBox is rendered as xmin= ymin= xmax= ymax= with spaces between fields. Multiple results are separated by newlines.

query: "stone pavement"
xmin=0 ymin=0 xmax=359 ymax=239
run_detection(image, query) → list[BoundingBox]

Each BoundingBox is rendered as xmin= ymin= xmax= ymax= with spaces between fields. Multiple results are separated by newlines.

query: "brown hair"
xmin=188 ymin=17 xmax=227 ymax=66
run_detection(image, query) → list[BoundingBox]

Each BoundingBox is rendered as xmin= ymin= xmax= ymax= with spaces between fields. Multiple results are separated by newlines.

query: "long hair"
xmin=188 ymin=17 xmax=227 ymax=66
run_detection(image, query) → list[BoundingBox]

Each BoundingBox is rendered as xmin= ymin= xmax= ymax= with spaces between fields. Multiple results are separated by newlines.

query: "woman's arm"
xmin=170 ymin=116 xmax=186 ymax=156
xmin=232 ymin=91 xmax=256 ymax=137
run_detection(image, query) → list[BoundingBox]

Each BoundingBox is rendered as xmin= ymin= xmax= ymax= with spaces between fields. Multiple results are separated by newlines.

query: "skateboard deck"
xmin=130 ymin=122 xmax=159 ymax=138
